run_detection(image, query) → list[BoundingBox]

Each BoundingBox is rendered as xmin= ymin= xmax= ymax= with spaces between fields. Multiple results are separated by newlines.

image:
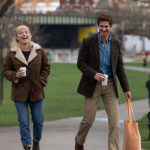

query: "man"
xmin=75 ymin=13 xmax=131 ymax=150
xmin=146 ymin=75 xmax=150 ymax=107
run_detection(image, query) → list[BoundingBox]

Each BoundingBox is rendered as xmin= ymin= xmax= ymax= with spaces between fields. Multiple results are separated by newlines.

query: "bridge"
xmin=3 ymin=14 xmax=96 ymax=25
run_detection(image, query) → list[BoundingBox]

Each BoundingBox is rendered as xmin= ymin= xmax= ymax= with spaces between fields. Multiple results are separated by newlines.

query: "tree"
xmin=0 ymin=0 xmax=14 ymax=18
xmin=0 ymin=0 xmax=14 ymax=105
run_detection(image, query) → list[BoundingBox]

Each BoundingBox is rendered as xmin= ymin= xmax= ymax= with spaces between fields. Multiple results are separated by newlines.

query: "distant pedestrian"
xmin=3 ymin=25 xmax=50 ymax=150
xmin=143 ymin=58 xmax=147 ymax=67
xmin=58 ymin=52 xmax=62 ymax=60
xmin=75 ymin=13 xmax=131 ymax=150
xmin=145 ymin=51 xmax=149 ymax=58
xmin=146 ymin=75 xmax=150 ymax=107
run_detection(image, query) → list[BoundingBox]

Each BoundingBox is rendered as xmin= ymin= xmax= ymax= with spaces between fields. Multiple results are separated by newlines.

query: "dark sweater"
xmin=22 ymin=51 xmax=31 ymax=61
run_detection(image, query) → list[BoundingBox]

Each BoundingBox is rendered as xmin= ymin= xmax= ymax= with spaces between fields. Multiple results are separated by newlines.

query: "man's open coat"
xmin=77 ymin=34 xmax=130 ymax=98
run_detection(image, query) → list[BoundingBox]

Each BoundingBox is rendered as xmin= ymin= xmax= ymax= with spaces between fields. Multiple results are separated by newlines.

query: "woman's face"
xmin=16 ymin=29 xmax=31 ymax=44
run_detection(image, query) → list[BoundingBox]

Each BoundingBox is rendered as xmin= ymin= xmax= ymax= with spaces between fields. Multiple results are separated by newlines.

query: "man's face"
xmin=98 ymin=21 xmax=112 ymax=37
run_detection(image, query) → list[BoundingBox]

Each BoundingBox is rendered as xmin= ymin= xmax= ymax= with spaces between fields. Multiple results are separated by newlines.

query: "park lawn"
xmin=0 ymin=63 xmax=149 ymax=126
xmin=137 ymin=115 xmax=150 ymax=150
xmin=124 ymin=62 xmax=150 ymax=68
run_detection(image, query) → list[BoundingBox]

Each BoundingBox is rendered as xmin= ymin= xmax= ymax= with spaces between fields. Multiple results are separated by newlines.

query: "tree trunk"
xmin=0 ymin=33 xmax=4 ymax=105
xmin=0 ymin=0 xmax=14 ymax=104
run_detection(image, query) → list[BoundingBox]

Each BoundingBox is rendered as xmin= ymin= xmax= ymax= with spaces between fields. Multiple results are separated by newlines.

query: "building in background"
xmin=59 ymin=0 xmax=134 ymax=12
xmin=14 ymin=0 xmax=150 ymax=14
xmin=95 ymin=0 xmax=112 ymax=12
xmin=123 ymin=35 xmax=150 ymax=52
xmin=14 ymin=0 xmax=60 ymax=14
xmin=60 ymin=0 xmax=98 ymax=11
xmin=134 ymin=0 xmax=150 ymax=13
xmin=95 ymin=0 xmax=136 ymax=12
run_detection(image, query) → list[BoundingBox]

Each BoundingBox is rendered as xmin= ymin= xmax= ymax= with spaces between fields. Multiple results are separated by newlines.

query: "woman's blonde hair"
xmin=10 ymin=25 xmax=32 ymax=50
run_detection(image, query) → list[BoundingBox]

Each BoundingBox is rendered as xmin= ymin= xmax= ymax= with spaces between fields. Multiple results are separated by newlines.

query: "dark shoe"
xmin=24 ymin=145 xmax=31 ymax=150
xmin=75 ymin=135 xmax=84 ymax=150
xmin=32 ymin=139 xmax=40 ymax=150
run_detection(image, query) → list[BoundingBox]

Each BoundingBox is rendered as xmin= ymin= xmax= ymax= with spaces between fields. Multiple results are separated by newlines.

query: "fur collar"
xmin=11 ymin=42 xmax=41 ymax=66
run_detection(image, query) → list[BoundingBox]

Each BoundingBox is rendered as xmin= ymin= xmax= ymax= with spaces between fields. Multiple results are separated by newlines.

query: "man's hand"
xmin=94 ymin=73 xmax=105 ymax=81
xmin=125 ymin=91 xmax=131 ymax=100
xmin=15 ymin=69 xmax=25 ymax=78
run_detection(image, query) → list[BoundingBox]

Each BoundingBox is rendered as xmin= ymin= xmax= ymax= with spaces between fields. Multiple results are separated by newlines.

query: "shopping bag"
xmin=123 ymin=99 xmax=141 ymax=150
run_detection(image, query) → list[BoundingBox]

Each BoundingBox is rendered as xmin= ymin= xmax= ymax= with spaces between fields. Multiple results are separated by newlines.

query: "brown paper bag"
xmin=123 ymin=99 xmax=141 ymax=150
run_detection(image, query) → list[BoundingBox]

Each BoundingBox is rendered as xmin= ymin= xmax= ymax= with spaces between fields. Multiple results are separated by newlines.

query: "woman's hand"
xmin=15 ymin=69 xmax=25 ymax=78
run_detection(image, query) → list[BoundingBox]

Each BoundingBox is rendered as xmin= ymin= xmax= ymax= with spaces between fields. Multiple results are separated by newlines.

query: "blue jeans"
xmin=14 ymin=94 xmax=44 ymax=148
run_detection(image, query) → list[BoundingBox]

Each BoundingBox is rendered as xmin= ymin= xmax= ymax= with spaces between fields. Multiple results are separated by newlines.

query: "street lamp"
xmin=121 ymin=22 xmax=125 ymax=51
xmin=142 ymin=22 xmax=146 ymax=52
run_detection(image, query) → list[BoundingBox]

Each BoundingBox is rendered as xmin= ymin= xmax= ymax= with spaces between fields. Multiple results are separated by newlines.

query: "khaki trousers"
xmin=77 ymin=78 xmax=120 ymax=150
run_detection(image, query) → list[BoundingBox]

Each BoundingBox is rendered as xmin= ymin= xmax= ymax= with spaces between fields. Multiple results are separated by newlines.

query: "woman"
xmin=3 ymin=25 xmax=50 ymax=150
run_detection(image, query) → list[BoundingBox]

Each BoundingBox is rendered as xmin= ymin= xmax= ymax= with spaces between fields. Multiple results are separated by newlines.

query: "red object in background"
xmin=127 ymin=30 xmax=134 ymax=34
xmin=136 ymin=51 xmax=150 ymax=55
xmin=3 ymin=25 xmax=7 ymax=29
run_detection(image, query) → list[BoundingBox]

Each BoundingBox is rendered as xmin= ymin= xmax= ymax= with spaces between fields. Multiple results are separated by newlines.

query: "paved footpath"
xmin=124 ymin=65 xmax=150 ymax=73
xmin=0 ymin=65 xmax=150 ymax=150
xmin=0 ymin=99 xmax=149 ymax=150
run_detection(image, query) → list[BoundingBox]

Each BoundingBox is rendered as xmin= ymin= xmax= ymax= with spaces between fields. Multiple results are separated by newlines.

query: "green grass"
xmin=0 ymin=63 xmax=149 ymax=126
xmin=137 ymin=115 xmax=150 ymax=150
xmin=124 ymin=62 xmax=150 ymax=68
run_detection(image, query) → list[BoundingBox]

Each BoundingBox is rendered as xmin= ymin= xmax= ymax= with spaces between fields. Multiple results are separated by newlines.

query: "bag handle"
xmin=126 ymin=99 xmax=136 ymax=123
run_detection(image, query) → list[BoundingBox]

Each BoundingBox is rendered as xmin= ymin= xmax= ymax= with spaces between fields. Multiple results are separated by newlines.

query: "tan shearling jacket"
xmin=3 ymin=42 xmax=50 ymax=102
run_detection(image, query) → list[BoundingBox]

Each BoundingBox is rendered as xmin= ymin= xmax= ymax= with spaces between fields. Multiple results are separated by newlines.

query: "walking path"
xmin=0 ymin=65 xmax=149 ymax=150
xmin=124 ymin=65 xmax=150 ymax=73
xmin=0 ymin=99 xmax=149 ymax=150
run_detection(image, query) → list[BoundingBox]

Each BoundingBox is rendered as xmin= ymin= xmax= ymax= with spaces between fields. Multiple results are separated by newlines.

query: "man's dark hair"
xmin=97 ymin=13 xmax=113 ymax=27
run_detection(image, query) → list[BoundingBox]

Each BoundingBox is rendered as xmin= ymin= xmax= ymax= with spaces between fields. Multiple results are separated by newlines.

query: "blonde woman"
xmin=3 ymin=25 xmax=50 ymax=150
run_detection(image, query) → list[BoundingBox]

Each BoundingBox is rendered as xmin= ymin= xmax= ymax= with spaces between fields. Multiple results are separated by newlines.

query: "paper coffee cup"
xmin=20 ymin=67 xmax=26 ymax=76
xmin=102 ymin=74 xmax=108 ymax=86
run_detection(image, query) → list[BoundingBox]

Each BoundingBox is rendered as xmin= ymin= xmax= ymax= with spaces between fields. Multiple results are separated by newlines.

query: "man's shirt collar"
xmin=98 ymin=32 xmax=111 ymax=43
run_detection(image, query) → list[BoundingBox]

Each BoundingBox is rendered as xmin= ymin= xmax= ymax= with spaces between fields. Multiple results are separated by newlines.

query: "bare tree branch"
xmin=0 ymin=0 xmax=14 ymax=18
